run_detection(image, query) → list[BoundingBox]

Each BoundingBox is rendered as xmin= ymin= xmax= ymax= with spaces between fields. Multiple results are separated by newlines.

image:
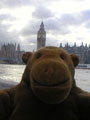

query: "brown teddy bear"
xmin=0 ymin=46 xmax=90 ymax=120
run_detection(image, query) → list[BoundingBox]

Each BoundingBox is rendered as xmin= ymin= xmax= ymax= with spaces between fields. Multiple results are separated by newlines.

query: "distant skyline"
xmin=0 ymin=0 xmax=90 ymax=51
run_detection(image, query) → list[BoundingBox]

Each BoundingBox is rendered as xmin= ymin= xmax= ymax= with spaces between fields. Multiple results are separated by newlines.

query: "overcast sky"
xmin=0 ymin=0 xmax=90 ymax=51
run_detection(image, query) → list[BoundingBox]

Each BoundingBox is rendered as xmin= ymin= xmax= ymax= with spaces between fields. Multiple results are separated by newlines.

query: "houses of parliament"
xmin=0 ymin=21 xmax=90 ymax=64
xmin=0 ymin=43 xmax=24 ymax=64
xmin=37 ymin=21 xmax=90 ymax=64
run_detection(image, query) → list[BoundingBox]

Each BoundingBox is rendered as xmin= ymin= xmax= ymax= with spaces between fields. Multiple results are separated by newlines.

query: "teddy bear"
xmin=0 ymin=46 xmax=90 ymax=120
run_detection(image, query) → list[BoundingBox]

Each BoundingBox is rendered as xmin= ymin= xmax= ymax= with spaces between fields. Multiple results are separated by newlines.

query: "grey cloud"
xmin=77 ymin=37 xmax=84 ymax=41
xmin=21 ymin=20 xmax=42 ymax=36
xmin=81 ymin=9 xmax=90 ymax=28
xmin=85 ymin=22 xmax=90 ymax=28
xmin=81 ymin=9 xmax=90 ymax=21
xmin=59 ymin=13 xmax=86 ymax=27
xmin=46 ymin=38 xmax=58 ymax=46
xmin=0 ymin=23 xmax=19 ymax=45
xmin=45 ymin=18 xmax=60 ymax=30
xmin=0 ymin=14 xmax=16 ymax=21
xmin=32 ymin=5 xmax=54 ymax=19
xmin=25 ymin=35 xmax=37 ymax=44
xmin=21 ymin=36 xmax=37 ymax=51
xmin=19 ymin=8 xmax=90 ymax=51
xmin=60 ymin=14 xmax=79 ymax=25
xmin=0 ymin=0 xmax=32 ymax=8
xmin=0 ymin=0 xmax=49 ymax=8
xmin=22 ymin=43 xmax=36 ymax=51
xmin=60 ymin=9 xmax=90 ymax=27
xmin=0 ymin=14 xmax=18 ymax=44
xmin=21 ymin=17 xmax=70 ymax=39
xmin=45 ymin=18 xmax=70 ymax=35
xmin=22 ymin=27 xmax=37 ymax=36
xmin=22 ymin=9 xmax=90 ymax=39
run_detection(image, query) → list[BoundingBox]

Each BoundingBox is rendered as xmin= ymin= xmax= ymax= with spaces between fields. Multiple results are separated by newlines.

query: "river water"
xmin=0 ymin=64 xmax=90 ymax=92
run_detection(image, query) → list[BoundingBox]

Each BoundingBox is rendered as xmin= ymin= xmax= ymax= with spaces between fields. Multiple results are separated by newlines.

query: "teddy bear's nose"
xmin=44 ymin=67 xmax=55 ymax=78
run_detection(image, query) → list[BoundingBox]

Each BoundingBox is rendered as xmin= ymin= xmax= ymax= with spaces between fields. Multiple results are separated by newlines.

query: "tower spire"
xmin=37 ymin=21 xmax=46 ymax=49
xmin=40 ymin=20 xmax=44 ymax=30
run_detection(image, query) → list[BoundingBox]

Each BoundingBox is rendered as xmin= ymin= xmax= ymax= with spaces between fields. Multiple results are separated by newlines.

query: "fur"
xmin=0 ymin=46 xmax=90 ymax=120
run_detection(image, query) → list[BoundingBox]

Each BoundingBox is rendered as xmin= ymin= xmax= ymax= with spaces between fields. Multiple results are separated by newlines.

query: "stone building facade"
xmin=59 ymin=42 xmax=90 ymax=64
xmin=37 ymin=21 xmax=46 ymax=49
xmin=0 ymin=43 xmax=24 ymax=64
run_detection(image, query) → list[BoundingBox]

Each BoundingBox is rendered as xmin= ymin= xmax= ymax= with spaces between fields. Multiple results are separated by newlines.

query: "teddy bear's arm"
xmin=0 ymin=86 xmax=16 ymax=120
xmin=0 ymin=90 xmax=11 ymax=119
xmin=77 ymin=91 xmax=90 ymax=120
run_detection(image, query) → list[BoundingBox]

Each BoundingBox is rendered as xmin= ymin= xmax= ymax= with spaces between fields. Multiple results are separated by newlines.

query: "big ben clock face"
xmin=38 ymin=34 xmax=46 ymax=38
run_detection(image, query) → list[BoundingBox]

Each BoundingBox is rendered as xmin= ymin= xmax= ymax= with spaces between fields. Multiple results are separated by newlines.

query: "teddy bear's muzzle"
xmin=30 ymin=59 xmax=71 ymax=88
xmin=30 ymin=53 xmax=73 ymax=104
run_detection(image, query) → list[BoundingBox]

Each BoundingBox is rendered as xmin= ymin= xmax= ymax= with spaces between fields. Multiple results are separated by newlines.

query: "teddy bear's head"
xmin=22 ymin=46 xmax=79 ymax=104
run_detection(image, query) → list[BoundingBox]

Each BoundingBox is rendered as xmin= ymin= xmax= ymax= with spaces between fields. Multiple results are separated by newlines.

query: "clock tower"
xmin=37 ymin=21 xmax=46 ymax=49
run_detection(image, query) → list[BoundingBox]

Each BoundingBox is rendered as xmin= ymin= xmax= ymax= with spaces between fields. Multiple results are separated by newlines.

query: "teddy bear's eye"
xmin=36 ymin=53 xmax=42 ymax=59
xmin=60 ymin=54 xmax=65 ymax=60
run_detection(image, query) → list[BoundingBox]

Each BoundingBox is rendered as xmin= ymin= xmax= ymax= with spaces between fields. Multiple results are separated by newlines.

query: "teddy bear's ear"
xmin=70 ymin=54 xmax=79 ymax=67
xmin=22 ymin=52 xmax=32 ymax=64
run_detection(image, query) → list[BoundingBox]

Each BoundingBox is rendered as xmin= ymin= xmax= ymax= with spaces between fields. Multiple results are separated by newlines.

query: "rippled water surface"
xmin=0 ymin=64 xmax=90 ymax=92
xmin=0 ymin=64 xmax=25 ymax=82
